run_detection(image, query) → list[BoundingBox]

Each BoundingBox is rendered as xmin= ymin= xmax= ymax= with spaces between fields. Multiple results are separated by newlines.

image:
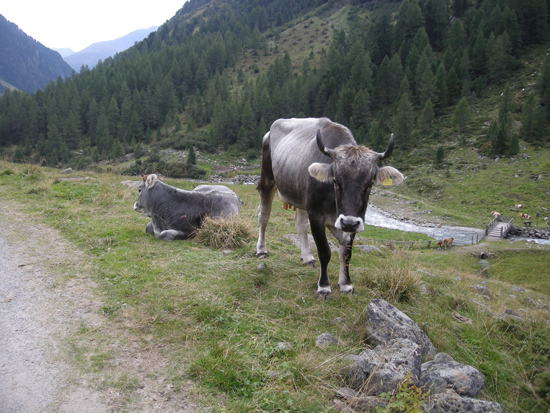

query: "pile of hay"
xmin=194 ymin=215 xmax=254 ymax=249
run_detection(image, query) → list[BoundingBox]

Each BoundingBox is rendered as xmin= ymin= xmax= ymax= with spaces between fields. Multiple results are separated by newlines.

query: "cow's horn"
xmin=316 ymin=129 xmax=334 ymax=158
xmin=379 ymin=133 xmax=394 ymax=160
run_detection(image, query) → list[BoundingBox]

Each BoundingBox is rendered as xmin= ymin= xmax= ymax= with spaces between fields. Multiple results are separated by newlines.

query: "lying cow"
xmin=256 ymin=118 xmax=403 ymax=297
xmin=134 ymin=174 xmax=242 ymax=241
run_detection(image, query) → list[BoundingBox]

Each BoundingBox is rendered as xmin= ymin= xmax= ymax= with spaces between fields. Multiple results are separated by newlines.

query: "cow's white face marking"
xmin=335 ymin=214 xmax=365 ymax=233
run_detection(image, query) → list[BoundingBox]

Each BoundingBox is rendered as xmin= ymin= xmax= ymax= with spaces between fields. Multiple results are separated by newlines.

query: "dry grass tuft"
xmin=362 ymin=251 xmax=422 ymax=303
xmin=194 ymin=215 xmax=254 ymax=249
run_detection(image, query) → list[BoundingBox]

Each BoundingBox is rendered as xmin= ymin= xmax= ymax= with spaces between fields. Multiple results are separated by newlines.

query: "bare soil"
xmin=0 ymin=204 xmax=200 ymax=412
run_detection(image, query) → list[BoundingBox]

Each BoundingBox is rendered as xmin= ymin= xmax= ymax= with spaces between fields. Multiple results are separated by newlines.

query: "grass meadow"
xmin=0 ymin=160 xmax=549 ymax=412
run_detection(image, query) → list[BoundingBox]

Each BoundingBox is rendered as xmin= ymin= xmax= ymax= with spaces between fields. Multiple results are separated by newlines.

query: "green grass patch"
xmin=1 ymin=160 xmax=549 ymax=411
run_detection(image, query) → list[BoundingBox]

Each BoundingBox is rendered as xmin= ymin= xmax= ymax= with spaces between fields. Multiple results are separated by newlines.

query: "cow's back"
xmin=268 ymin=118 xmax=355 ymax=209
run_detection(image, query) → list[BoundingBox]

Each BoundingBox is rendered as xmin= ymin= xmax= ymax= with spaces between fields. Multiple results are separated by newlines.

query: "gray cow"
xmin=134 ymin=174 xmax=242 ymax=241
xmin=256 ymin=118 xmax=403 ymax=297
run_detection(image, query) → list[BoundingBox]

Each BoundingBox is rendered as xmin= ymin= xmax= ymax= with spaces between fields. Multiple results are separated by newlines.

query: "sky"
xmin=2 ymin=0 xmax=186 ymax=52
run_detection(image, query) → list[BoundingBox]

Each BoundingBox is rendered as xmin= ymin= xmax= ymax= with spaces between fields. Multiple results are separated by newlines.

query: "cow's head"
xmin=133 ymin=174 xmax=162 ymax=216
xmin=308 ymin=130 xmax=404 ymax=233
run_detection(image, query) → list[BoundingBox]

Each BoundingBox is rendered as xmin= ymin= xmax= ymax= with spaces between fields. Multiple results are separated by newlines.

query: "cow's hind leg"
xmin=295 ymin=208 xmax=315 ymax=266
xmin=256 ymin=132 xmax=276 ymax=258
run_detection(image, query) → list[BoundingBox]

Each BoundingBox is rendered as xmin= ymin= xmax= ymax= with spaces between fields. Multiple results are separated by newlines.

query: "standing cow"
xmin=256 ymin=118 xmax=404 ymax=297
xmin=134 ymin=174 xmax=242 ymax=241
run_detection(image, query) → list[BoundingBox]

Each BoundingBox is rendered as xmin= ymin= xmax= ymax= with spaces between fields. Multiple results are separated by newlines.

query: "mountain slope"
xmin=0 ymin=14 xmax=73 ymax=93
xmin=63 ymin=27 xmax=158 ymax=71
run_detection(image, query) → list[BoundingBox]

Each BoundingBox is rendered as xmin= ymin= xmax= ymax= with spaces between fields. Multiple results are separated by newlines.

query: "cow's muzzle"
xmin=335 ymin=215 xmax=365 ymax=233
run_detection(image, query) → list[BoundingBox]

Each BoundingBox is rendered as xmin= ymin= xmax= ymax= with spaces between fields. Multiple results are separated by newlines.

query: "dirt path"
xmin=0 ymin=207 xmax=199 ymax=412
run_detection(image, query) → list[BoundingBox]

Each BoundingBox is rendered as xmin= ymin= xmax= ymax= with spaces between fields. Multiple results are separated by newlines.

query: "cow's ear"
xmin=374 ymin=166 xmax=404 ymax=186
xmin=308 ymin=162 xmax=334 ymax=182
xmin=145 ymin=174 xmax=158 ymax=189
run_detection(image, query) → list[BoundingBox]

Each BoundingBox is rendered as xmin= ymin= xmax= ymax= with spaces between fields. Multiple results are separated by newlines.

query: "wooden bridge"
xmin=485 ymin=215 xmax=514 ymax=238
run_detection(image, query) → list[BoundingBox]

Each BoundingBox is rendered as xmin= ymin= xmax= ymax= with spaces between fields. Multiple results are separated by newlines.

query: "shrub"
xmin=194 ymin=215 xmax=253 ymax=249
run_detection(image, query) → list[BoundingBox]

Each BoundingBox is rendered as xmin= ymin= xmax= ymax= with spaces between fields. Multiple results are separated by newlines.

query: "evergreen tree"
xmin=394 ymin=93 xmax=414 ymax=146
xmin=509 ymin=135 xmax=520 ymax=156
xmin=187 ymin=145 xmax=196 ymax=165
xmin=368 ymin=120 xmax=385 ymax=152
xmin=435 ymin=146 xmax=444 ymax=164
xmin=424 ymin=0 xmax=448 ymax=51
xmin=538 ymin=54 xmax=550 ymax=121
xmin=499 ymin=83 xmax=514 ymax=125
xmin=452 ymin=97 xmax=471 ymax=132
xmin=351 ymin=89 xmax=370 ymax=131
xmin=110 ymin=138 xmax=124 ymax=159
xmin=434 ymin=63 xmax=448 ymax=112
xmin=489 ymin=121 xmax=509 ymax=155
xmin=418 ymin=98 xmax=435 ymax=131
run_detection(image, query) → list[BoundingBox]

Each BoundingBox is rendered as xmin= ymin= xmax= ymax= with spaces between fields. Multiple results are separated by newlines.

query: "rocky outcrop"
xmin=334 ymin=299 xmax=502 ymax=412
xmin=349 ymin=339 xmax=422 ymax=393
xmin=365 ymin=299 xmax=437 ymax=359
xmin=508 ymin=226 xmax=550 ymax=240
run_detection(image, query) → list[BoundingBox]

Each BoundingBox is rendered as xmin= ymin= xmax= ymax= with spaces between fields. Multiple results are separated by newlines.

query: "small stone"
xmin=316 ymin=333 xmax=339 ymax=348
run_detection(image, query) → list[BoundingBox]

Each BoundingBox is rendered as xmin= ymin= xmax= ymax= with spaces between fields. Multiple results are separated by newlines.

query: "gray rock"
xmin=471 ymin=284 xmax=492 ymax=299
xmin=524 ymin=297 xmax=537 ymax=307
xmin=335 ymin=387 xmax=388 ymax=412
xmin=479 ymin=260 xmax=490 ymax=277
xmin=420 ymin=353 xmax=485 ymax=398
xmin=349 ymin=338 xmax=422 ymax=394
xmin=60 ymin=167 xmax=73 ymax=174
xmin=366 ymin=299 xmax=437 ymax=360
xmin=316 ymin=333 xmax=339 ymax=348
xmin=422 ymin=389 xmax=502 ymax=412
xmin=356 ymin=245 xmax=381 ymax=253
xmin=276 ymin=342 xmax=292 ymax=351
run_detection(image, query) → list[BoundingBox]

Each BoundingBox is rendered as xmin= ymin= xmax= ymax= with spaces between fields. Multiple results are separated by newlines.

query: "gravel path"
xmin=0 ymin=212 xmax=109 ymax=412
xmin=0 ymin=207 xmax=199 ymax=412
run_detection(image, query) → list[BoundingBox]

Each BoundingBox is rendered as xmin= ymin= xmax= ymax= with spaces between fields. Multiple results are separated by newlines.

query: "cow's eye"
xmin=333 ymin=180 xmax=340 ymax=189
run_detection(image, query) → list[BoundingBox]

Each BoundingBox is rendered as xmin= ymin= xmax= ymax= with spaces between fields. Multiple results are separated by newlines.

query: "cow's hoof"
xmin=339 ymin=285 xmax=354 ymax=294
xmin=302 ymin=259 xmax=316 ymax=268
xmin=256 ymin=252 xmax=268 ymax=259
xmin=316 ymin=288 xmax=332 ymax=299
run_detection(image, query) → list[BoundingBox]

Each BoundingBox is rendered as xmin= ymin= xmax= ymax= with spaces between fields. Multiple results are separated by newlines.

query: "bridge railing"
xmin=485 ymin=217 xmax=499 ymax=235
xmin=501 ymin=216 xmax=514 ymax=238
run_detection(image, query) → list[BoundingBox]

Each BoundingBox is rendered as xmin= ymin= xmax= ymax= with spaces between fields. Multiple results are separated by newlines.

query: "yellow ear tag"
xmin=382 ymin=177 xmax=393 ymax=186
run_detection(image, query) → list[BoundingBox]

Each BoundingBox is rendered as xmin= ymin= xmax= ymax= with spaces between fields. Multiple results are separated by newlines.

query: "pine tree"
xmin=434 ymin=63 xmax=448 ymax=112
xmin=418 ymin=98 xmax=435 ymax=131
xmin=538 ymin=54 xmax=550 ymax=120
xmin=351 ymin=89 xmax=370 ymax=131
xmin=394 ymin=93 xmax=414 ymax=146
xmin=435 ymin=146 xmax=444 ymax=164
xmin=187 ymin=145 xmax=196 ymax=166
xmin=452 ymin=97 xmax=471 ymax=132
xmin=509 ymin=135 xmax=519 ymax=155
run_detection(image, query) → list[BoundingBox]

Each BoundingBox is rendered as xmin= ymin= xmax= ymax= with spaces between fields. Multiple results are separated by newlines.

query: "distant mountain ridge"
xmin=0 ymin=14 xmax=73 ymax=94
xmin=63 ymin=27 xmax=158 ymax=71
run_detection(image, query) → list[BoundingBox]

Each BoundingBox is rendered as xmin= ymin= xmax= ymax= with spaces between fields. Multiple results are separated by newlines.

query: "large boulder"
xmin=366 ymin=299 xmax=437 ymax=360
xmin=420 ymin=353 xmax=486 ymax=397
xmin=348 ymin=338 xmax=422 ymax=393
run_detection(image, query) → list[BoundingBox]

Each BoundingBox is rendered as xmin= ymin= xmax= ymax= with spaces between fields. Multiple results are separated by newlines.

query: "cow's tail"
xmin=257 ymin=131 xmax=274 ymax=193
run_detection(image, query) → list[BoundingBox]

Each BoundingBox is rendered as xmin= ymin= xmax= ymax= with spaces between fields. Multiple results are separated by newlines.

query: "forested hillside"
xmin=0 ymin=14 xmax=74 ymax=94
xmin=0 ymin=0 xmax=549 ymax=176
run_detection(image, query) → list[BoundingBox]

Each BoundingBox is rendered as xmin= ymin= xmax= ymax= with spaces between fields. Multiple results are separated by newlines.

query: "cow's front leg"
xmin=295 ymin=208 xmax=315 ymax=266
xmin=310 ymin=219 xmax=332 ymax=298
xmin=145 ymin=221 xmax=154 ymax=234
xmin=337 ymin=233 xmax=355 ymax=294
